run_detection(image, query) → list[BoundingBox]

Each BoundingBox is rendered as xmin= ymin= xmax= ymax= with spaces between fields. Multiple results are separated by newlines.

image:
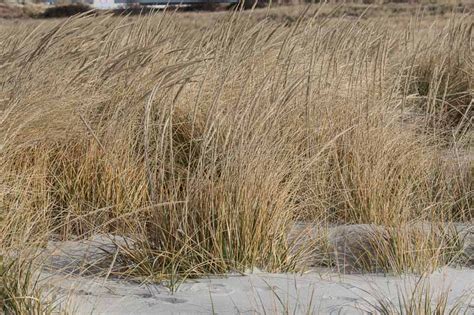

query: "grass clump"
xmin=0 ymin=5 xmax=472 ymax=289
xmin=365 ymin=277 xmax=472 ymax=315
xmin=406 ymin=16 xmax=472 ymax=133
xmin=0 ymin=257 xmax=60 ymax=314
xmin=322 ymin=223 xmax=465 ymax=274
xmin=365 ymin=224 xmax=464 ymax=274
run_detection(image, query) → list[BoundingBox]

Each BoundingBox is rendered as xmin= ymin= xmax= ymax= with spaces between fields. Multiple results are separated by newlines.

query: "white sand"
xmin=41 ymin=267 xmax=473 ymax=314
xmin=38 ymin=231 xmax=473 ymax=314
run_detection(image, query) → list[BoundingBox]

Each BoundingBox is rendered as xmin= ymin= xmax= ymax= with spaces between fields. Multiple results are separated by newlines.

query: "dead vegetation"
xmin=0 ymin=4 xmax=472 ymax=313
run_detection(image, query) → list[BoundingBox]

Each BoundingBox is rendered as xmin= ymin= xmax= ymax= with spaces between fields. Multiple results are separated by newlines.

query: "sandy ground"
xmin=41 ymin=267 xmax=473 ymax=314
xmin=37 ymin=233 xmax=474 ymax=314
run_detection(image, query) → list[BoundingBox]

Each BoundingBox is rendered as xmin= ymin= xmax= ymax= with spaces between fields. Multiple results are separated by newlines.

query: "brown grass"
xmin=0 ymin=4 xmax=472 ymax=300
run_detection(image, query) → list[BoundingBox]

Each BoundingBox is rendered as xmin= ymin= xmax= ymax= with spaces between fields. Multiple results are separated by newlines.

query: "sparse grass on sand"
xmin=362 ymin=276 xmax=472 ymax=315
xmin=0 ymin=3 xmax=472 ymax=313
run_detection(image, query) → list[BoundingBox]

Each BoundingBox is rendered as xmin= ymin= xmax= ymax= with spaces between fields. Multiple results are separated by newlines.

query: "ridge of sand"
xmin=36 ymin=229 xmax=474 ymax=314
xmin=41 ymin=267 xmax=473 ymax=314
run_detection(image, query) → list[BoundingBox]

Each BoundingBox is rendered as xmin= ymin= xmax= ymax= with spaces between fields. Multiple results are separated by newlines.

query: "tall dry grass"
xmin=0 ymin=256 xmax=62 ymax=314
xmin=0 ymin=5 xmax=472 ymax=285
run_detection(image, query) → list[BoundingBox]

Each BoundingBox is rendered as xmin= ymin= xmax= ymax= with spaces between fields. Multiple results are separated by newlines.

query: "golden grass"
xmin=0 ymin=256 xmax=61 ymax=314
xmin=0 ymin=5 xmax=472 ymax=293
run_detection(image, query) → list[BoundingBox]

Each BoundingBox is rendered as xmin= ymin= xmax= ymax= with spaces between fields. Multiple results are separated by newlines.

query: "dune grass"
xmin=363 ymin=276 xmax=472 ymax=315
xmin=0 ymin=256 xmax=62 ymax=314
xmin=0 ymin=5 xmax=472 ymax=308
